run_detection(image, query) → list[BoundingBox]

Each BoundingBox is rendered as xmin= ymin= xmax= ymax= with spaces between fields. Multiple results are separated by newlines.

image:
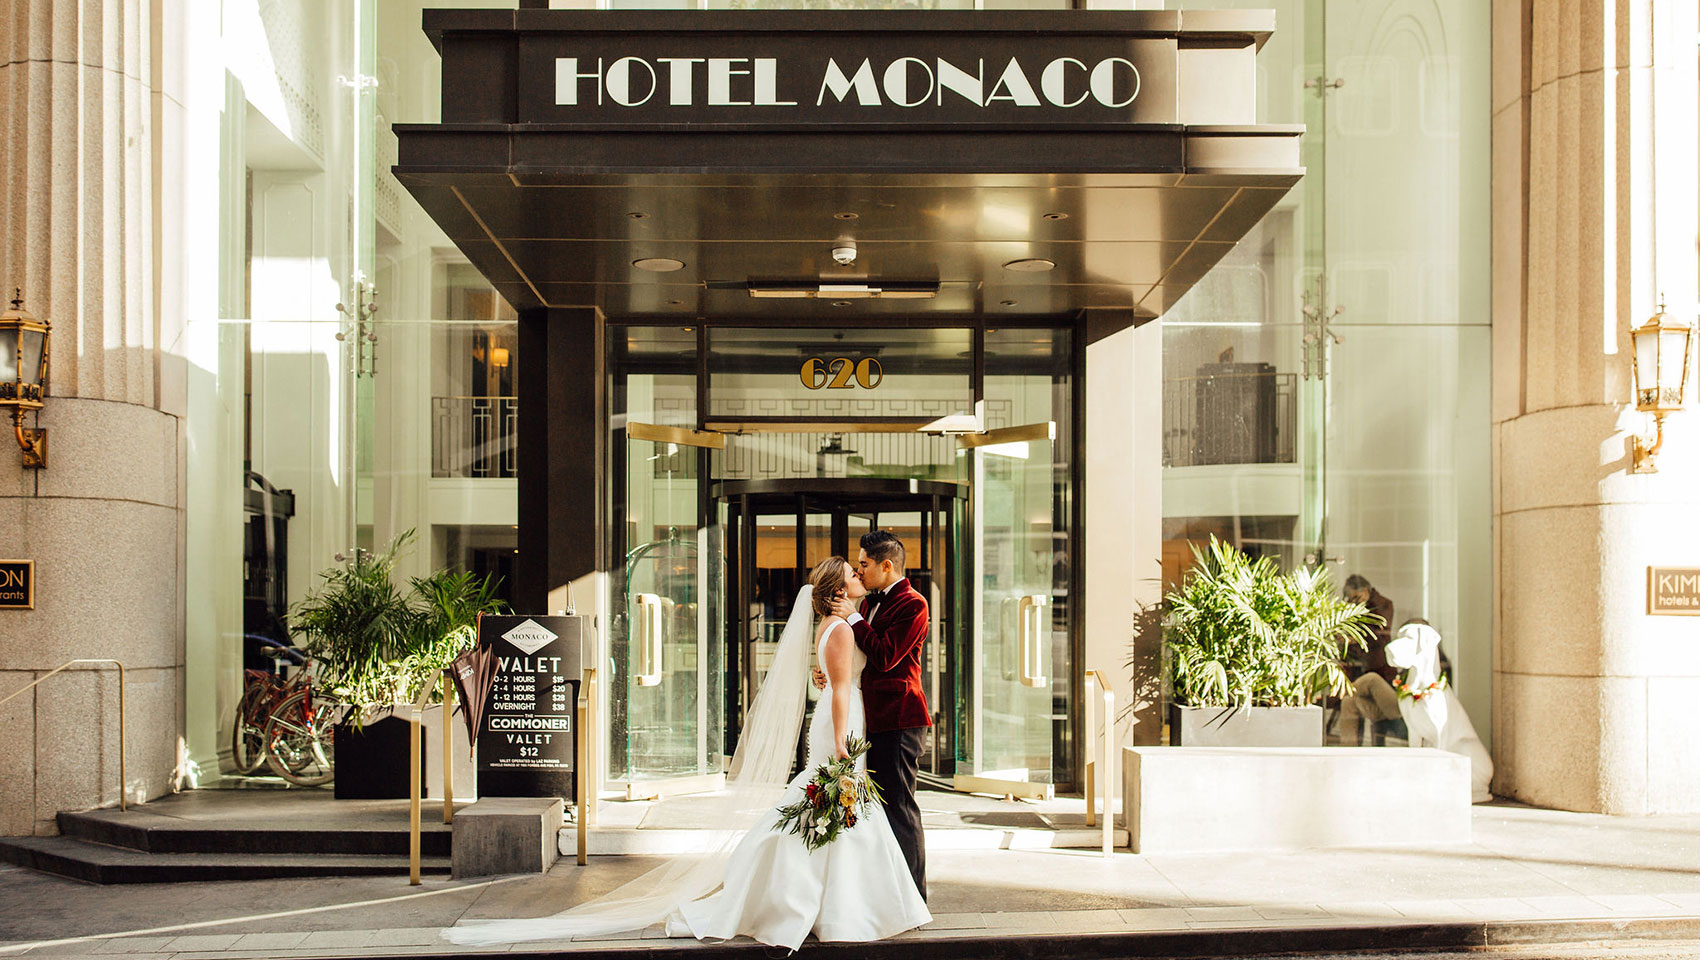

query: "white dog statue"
xmin=1383 ymin=621 xmax=1493 ymax=803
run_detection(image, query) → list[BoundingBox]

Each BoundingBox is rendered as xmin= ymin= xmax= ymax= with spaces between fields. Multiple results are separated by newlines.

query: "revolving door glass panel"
xmin=716 ymin=479 xmax=963 ymax=779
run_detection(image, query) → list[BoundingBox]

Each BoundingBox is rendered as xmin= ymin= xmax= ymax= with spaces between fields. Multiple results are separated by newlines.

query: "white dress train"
xmin=667 ymin=616 xmax=931 ymax=950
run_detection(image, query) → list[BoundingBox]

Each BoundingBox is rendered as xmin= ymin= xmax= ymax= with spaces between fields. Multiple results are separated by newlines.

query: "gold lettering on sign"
xmin=0 ymin=560 xmax=33 ymax=610
xmin=1648 ymin=566 xmax=1700 ymax=616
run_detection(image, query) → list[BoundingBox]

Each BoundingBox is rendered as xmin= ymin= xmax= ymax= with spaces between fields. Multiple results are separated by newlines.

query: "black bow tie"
xmin=867 ymin=589 xmax=888 ymax=605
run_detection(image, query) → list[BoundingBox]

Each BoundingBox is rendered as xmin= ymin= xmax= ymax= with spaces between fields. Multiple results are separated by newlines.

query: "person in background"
xmin=1337 ymin=574 xmax=1398 ymax=745
xmin=1343 ymin=573 xmax=1396 ymax=683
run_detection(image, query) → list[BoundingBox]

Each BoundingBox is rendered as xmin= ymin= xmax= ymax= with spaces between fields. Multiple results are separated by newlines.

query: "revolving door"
xmin=716 ymin=478 xmax=964 ymax=783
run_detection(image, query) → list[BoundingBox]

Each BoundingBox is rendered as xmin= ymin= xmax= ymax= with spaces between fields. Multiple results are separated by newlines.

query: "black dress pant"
xmin=867 ymin=725 xmax=927 ymax=901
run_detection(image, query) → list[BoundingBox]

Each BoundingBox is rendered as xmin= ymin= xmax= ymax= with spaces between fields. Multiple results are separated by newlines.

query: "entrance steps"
xmin=569 ymin=789 xmax=1128 ymax=856
xmin=0 ymin=792 xmax=452 ymax=884
xmin=0 ymin=787 xmax=1123 ymax=884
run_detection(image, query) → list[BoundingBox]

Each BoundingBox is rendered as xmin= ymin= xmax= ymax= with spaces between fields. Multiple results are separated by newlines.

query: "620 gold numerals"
xmin=799 ymin=357 xmax=883 ymax=390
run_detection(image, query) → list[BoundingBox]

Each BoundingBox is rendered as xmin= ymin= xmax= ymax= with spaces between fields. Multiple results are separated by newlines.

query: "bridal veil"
xmin=444 ymin=584 xmax=817 ymax=945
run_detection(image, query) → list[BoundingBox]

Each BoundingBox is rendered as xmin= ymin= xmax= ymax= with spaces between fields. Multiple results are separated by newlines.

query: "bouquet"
xmin=772 ymin=735 xmax=885 ymax=852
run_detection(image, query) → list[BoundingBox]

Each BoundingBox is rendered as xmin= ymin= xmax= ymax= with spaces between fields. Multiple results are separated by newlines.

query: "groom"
xmin=826 ymin=529 xmax=931 ymax=901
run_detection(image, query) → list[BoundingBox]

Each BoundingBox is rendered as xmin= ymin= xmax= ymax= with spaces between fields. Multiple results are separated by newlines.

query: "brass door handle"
xmin=1017 ymin=594 xmax=1049 ymax=688
xmin=635 ymin=593 xmax=663 ymax=686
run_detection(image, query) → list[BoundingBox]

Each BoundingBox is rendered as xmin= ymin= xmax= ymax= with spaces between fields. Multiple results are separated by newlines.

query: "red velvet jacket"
xmin=852 ymin=578 xmax=933 ymax=733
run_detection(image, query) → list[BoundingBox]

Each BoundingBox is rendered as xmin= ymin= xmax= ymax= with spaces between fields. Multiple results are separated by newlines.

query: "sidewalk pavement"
xmin=4 ymin=801 xmax=1700 ymax=958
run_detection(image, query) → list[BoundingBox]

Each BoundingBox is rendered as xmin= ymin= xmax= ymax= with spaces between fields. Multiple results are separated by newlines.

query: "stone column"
xmin=1492 ymin=0 xmax=1700 ymax=813
xmin=0 ymin=0 xmax=186 ymax=833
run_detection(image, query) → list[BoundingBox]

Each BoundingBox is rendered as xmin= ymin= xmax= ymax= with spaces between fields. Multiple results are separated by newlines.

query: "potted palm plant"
xmin=291 ymin=531 xmax=508 ymax=797
xmin=1163 ymin=536 xmax=1379 ymax=747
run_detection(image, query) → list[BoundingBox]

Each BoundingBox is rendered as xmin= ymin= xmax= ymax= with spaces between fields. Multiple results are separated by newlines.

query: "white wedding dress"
xmin=667 ymin=616 xmax=931 ymax=950
xmin=442 ymin=589 xmax=928 ymax=953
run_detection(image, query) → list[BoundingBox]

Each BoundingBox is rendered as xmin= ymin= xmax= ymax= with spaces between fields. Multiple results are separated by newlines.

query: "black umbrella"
xmin=450 ymin=642 xmax=497 ymax=760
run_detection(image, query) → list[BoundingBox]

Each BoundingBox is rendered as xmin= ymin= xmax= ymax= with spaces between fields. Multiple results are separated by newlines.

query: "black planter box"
xmin=333 ymin=714 xmax=426 ymax=799
xmin=1169 ymin=703 xmax=1324 ymax=747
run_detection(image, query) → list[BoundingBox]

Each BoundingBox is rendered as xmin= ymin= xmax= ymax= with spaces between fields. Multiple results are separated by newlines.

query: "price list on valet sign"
xmin=476 ymin=615 xmax=582 ymax=799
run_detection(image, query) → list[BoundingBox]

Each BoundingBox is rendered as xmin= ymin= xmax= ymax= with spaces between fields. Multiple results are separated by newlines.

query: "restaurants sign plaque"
xmin=1647 ymin=567 xmax=1700 ymax=616
xmin=0 ymin=560 xmax=33 ymax=610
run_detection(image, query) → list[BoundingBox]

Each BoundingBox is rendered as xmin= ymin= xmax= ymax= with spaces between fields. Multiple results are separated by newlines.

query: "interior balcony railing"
xmin=1162 ymin=370 xmax=1297 ymax=468
xmin=432 ymin=395 xmax=518 ymax=478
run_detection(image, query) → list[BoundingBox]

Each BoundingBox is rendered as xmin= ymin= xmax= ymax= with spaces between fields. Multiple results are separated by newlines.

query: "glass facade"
xmin=1158 ymin=0 xmax=1492 ymax=746
xmin=182 ymin=0 xmax=1489 ymax=788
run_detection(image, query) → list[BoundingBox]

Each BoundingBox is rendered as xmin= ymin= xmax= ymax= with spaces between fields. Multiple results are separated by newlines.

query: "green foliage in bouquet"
xmin=1165 ymin=536 xmax=1381 ymax=710
xmin=774 ymin=735 xmax=886 ymax=852
xmin=292 ymin=530 xmax=508 ymax=715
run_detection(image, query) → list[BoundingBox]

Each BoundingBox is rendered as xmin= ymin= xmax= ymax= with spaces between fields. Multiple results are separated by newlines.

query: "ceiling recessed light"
xmin=633 ymin=257 xmax=685 ymax=272
xmin=667 ymin=299 xmax=685 ymax=306
xmin=834 ymin=212 xmax=859 ymax=220
xmin=1043 ymin=213 xmax=1069 ymax=221
xmin=627 ymin=212 xmax=648 ymax=220
xmin=1003 ymin=258 xmax=1056 ymax=273
xmin=831 ymin=300 xmax=852 ymax=307
xmin=1000 ymin=300 xmax=1018 ymax=306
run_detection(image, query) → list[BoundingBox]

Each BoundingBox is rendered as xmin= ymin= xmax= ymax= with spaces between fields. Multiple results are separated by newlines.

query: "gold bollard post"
xmin=1100 ymin=681 xmax=1116 ymax=858
xmin=409 ymin=705 xmax=423 ymax=885
xmin=576 ymin=690 xmax=588 ymax=866
xmin=1083 ymin=673 xmax=1097 ymax=828
xmin=442 ymin=672 xmax=454 ymax=825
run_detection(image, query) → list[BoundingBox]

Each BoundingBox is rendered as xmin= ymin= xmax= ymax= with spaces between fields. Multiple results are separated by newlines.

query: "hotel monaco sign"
xmin=521 ymin=38 xmax=1172 ymax=123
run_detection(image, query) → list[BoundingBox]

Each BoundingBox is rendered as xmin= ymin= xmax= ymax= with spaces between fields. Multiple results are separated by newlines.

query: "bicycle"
xmin=263 ymin=680 xmax=347 ymax=786
xmin=230 ymin=638 xmax=307 ymax=776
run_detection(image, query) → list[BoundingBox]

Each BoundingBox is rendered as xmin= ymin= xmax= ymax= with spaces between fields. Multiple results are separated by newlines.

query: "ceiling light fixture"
xmin=632 ymin=257 xmax=685 ymax=272
xmin=746 ymin=282 xmax=938 ymax=300
xmin=834 ymin=212 xmax=859 ymax=220
xmin=1043 ymin=213 xmax=1069 ymax=221
xmin=1003 ymin=258 xmax=1056 ymax=273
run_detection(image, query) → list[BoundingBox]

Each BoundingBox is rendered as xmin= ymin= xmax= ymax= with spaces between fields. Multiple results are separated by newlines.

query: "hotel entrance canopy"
xmin=395 ymin=9 xmax=1302 ymax=335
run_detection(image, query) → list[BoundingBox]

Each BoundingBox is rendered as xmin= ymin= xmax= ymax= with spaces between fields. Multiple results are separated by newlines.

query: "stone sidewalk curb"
xmin=43 ymin=916 xmax=1692 ymax=960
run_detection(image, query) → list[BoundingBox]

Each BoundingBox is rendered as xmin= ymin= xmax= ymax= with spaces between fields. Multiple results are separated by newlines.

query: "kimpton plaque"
xmin=1648 ymin=567 xmax=1700 ymax=616
xmin=0 ymin=560 xmax=33 ymax=610
xmin=476 ymin=614 xmax=584 ymax=799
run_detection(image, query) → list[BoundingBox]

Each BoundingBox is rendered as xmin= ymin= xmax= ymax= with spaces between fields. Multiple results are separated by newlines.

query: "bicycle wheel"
xmin=229 ymin=682 xmax=271 ymax=776
xmin=264 ymin=690 xmax=336 ymax=786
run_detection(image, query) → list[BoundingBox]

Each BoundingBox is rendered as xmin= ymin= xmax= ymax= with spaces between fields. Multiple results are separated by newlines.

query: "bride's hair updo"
xmin=807 ymin=556 xmax=851 ymax=618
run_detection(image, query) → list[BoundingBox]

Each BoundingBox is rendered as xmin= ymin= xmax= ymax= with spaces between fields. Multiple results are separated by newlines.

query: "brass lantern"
xmin=1629 ymin=297 xmax=1692 ymax=474
xmin=0 ymin=290 xmax=49 ymax=468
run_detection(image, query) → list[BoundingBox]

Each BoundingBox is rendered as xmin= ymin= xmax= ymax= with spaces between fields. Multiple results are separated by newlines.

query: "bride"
xmin=444 ymin=556 xmax=930 ymax=952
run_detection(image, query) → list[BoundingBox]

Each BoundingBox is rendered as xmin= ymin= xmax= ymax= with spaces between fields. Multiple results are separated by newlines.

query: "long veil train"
xmin=444 ymin=584 xmax=817 ymax=945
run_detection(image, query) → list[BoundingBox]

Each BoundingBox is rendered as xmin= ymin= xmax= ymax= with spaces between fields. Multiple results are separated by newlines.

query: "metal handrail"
xmin=0 ymin=659 xmax=127 ymax=811
xmin=1082 ymin=668 xmax=1116 ymax=857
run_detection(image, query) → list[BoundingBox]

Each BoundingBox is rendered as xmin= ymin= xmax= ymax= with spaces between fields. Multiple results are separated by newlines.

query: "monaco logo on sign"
xmin=502 ymin=618 xmax=560 ymax=655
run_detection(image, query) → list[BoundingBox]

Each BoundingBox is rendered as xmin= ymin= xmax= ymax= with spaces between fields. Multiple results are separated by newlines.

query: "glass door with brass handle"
xmin=618 ymin=422 xmax=726 ymax=797
xmin=960 ymin=420 xmax=1059 ymax=798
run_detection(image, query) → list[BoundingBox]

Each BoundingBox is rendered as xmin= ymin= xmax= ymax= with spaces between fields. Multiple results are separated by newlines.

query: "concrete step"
xmin=56 ymin=807 xmax=454 ymax=857
xmin=562 ymin=824 xmax=1131 ymax=856
xmin=0 ymin=836 xmax=450 ymax=884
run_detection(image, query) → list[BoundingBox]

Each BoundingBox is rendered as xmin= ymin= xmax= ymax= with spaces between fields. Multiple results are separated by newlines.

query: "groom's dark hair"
xmin=860 ymin=530 xmax=905 ymax=572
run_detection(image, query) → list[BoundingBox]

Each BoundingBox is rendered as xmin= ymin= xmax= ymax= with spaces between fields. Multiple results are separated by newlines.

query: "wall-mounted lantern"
xmin=0 ymin=290 xmax=49 ymax=469
xmin=1629 ymin=298 xmax=1692 ymax=474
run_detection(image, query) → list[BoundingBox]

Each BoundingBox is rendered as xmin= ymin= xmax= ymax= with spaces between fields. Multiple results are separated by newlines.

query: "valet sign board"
xmin=520 ymin=37 xmax=1175 ymax=125
xmin=0 ymin=560 xmax=33 ymax=610
xmin=476 ymin=614 xmax=583 ymax=800
xmin=1648 ymin=567 xmax=1700 ymax=616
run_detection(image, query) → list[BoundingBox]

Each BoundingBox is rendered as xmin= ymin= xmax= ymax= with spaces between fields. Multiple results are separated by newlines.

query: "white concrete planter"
xmin=1169 ymin=703 xmax=1323 ymax=747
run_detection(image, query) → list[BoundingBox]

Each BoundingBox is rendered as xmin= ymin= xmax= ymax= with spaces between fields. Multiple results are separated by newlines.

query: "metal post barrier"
xmin=576 ymin=685 xmax=588 ymax=866
xmin=1083 ymin=670 xmax=1116 ymax=857
xmin=407 ymin=679 xmax=435 ymax=886
xmin=1084 ymin=674 xmax=1097 ymax=829
xmin=441 ymin=671 xmax=454 ymax=825
xmin=0 ymin=659 xmax=127 ymax=811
